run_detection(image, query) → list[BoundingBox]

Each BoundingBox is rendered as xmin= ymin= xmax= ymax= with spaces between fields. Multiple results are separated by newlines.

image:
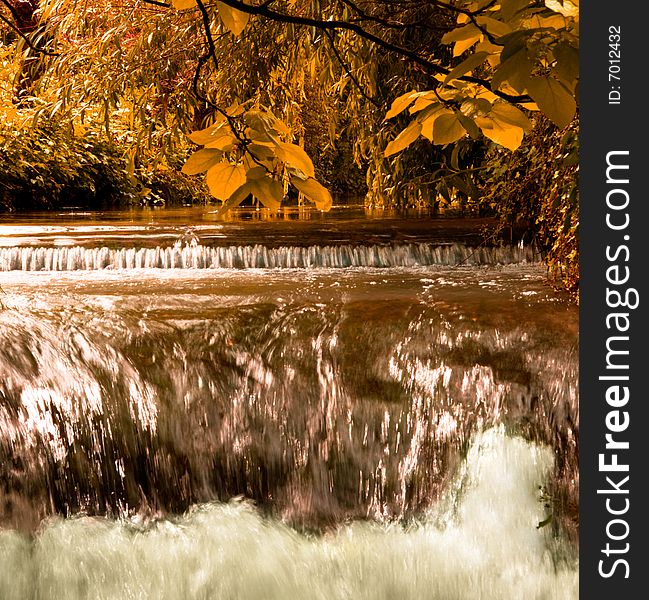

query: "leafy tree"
xmin=0 ymin=0 xmax=579 ymax=233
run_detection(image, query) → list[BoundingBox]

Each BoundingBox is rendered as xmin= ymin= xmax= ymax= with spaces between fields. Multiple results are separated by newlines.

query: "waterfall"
xmin=0 ymin=242 xmax=537 ymax=271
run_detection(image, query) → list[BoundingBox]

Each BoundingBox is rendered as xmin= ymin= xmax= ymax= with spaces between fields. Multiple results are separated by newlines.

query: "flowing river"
xmin=0 ymin=208 xmax=578 ymax=599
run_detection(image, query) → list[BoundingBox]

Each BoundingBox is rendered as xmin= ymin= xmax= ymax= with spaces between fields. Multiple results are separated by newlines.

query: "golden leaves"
xmin=182 ymin=107 xmax=332 ymax=214
xmin=526 ymin=76 xmax=576 ymax=129
xmin=292 ymin=176 xmax=333 ymax=212
xmin=384 ymin=121 xmax=422 ymax=157
xmin=205 ymin=162 xmax=247 ymax=200
xmin=217 ymin=2 xmax=250 ymax=37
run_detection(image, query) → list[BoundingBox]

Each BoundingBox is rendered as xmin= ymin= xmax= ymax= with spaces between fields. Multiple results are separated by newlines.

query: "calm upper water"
xmin=0 ymin=207 xmax=578 ymax=599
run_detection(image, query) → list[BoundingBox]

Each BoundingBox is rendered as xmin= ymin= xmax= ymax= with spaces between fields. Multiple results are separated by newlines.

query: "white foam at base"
xmin=0 ymin=428 xmax=577 ymax=600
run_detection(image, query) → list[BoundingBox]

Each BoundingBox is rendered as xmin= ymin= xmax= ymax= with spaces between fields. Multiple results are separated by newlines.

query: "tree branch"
xmin=323 ymin=30 xmax=380 ymax=107
xmin=193 ymin=0 xmax=266 ymax=169
xmin=213 ymin=0 xmax=530 ymax=103
xmin=0 ymin=13 xmax=59 ymax=56
xmin=431 ymin=0 xmax=500 ymax=45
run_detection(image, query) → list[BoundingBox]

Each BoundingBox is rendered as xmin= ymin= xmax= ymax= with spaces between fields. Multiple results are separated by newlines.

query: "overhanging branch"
xmin=212 ymin=0 xmax=531 ymax=103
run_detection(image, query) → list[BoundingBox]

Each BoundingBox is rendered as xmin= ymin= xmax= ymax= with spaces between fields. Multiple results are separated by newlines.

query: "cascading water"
xmin=0 ymin=212 xmax=578 ymax=598
xmin=0 ymin=241 xmax=536 ymax=271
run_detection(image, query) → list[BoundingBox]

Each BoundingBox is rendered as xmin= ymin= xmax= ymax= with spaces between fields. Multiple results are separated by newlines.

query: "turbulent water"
xmin=0 ymin=211 xmax=578 ymax=598
xmin=0 ymin=429 xmax=577 ymax=600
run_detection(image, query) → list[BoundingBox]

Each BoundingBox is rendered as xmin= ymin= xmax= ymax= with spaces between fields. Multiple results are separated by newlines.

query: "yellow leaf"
xmin=432 ymin=113 xmax=467 ymax=145
xmin=442 ymin=24 xmax=481 ymax=45
xmin=205 ymin=133 xmax=237 ymax=151
xmin=420 ymin=107 xmax=452 ymax=141
xmin=206 ymin=163 xmax=247 ymax=200
xmin=217 ymin=1 xmax=250 ymax=36
xmin=181 ymin=148 xmax=223 ymax=175
xmin=275 ymin=143 xmax=315 ymax=177
xmin=291 ymin=177 xmax=333 ymax=211
xmin=475 ymin=88 xmax=499 ymax=103
xmin=492 ymin=49 xmax=533 ymax=93
xmin=490 ymin=103 xmax=532 ymax=130
xmin=526 ymin=75 xmax=576 ymax=128
xmin=248 ymin=176 xmax=284 ymax=211
xmin=409 ymin=96 xmax=436 ymax=114
xmin=475 ymin=116 xmax=524 ymax=151
xmin=454 ymin=35 xmax=482 ymax=57
xmin=475 ymin=40 xmax=503 ymax=55
xmin=245 ymin=166 xmax=267 ymax=180
xmin=442 ymin=24 xmax=483 ymax=57
xmin=444 ymin=51 xmax=489 ymax=84
xmin=188 ymin=122 xmax=228 ymax=145
xmin=384 ymin=91 xmax=420 ymax=120
xmin=215 ymin=182 xmax=253 ymax=216
xmin=475 ymin=16 xmax=513 ymax=37
xmin=172 ymin=0 xmax=196 ymax=9
xmin=384 ymin=121 xmax=422 ymax=157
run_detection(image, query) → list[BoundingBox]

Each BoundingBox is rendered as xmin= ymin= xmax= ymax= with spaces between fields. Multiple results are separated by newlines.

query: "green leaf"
xmin=384 ymin=120 xmax=422 ymax=156
xmin=450 ymin=145 xmax=461 ymax=170
xmin=248 ymin=143 xmax=276 ymax=161
xmin=460 ymin=98 xmax=492 ymax=117
xmin=291 ymin=176 xmax=333 ymax=211
xmin=498 ymin=30 xmax=532 ymax=62
xmin=217 ymin=1 xmax=250 ymax=36
xmin=437 ymin=180 xmax=452 ymax=203
xmin=206 ymin=162 xmax=247 ymax=200
xmin=384 ymin=91 xmax=420 ymax=120
xmin=248 ymin=176 xmax=284 ymax=211
xmin=526 ymin=76 xmax=576 ymax=128
xmin=432 ymin=113 xmax=466 ymax=145
xmin=445 ymin=52 xmax=489 ymax=84
xmin=181 ymin=148 xmax=223 ymax=175
xmin=275 ymin=142 xmax=315 ymax=177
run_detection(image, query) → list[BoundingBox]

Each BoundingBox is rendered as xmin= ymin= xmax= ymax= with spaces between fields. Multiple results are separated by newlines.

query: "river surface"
xmin=0 ymin=207 xmax=578 ymax=599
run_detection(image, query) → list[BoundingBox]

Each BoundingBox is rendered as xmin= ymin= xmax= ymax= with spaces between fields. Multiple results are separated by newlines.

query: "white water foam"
xmin=0 ymin=428 xmax=577 ymax=599
xmin=0 ymin=242 xmax=537 ymax=271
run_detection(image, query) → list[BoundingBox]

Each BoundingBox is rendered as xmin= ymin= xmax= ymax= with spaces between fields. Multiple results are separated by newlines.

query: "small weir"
xmin=0 ymin=241 xmax=537 ymax=271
